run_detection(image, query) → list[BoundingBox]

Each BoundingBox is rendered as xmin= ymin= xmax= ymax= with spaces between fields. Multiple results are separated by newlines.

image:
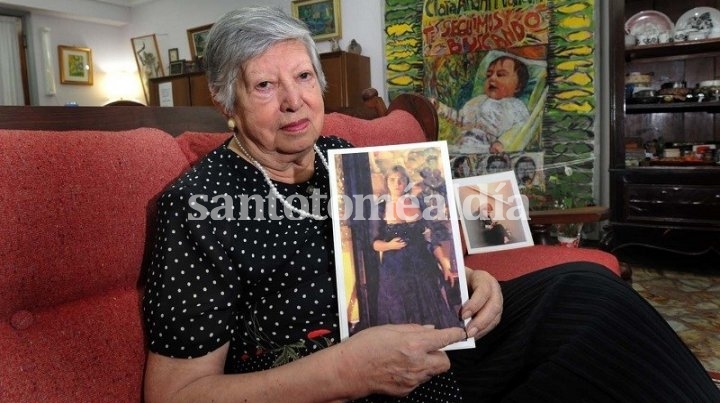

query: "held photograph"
xmin=327 ymin=141 xmax=474 ymax=351
xmin=452 ymin=171 xmax=533 ymax=254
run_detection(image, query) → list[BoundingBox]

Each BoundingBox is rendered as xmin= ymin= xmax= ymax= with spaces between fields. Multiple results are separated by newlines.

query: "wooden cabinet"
xmin=320 ymin=51 xmax=370 ymax=112
xmin=607 ymin=1 xmax=720 ymax=256
xmin=147 ymin=52 xmax=371 ymax=111
xmin=148 ymin=72 xmax=212 ymax=106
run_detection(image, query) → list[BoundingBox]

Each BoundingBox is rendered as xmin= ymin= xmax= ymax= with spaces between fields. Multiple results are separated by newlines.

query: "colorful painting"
xmin=292 ymin=0 xmax=342 ymax=41
xmin=384 ymin=0 xmax=597 ymax=210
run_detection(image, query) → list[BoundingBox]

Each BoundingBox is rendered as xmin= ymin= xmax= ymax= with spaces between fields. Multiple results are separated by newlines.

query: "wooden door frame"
xmin=1 ymin=9 xmax=31 ymax=105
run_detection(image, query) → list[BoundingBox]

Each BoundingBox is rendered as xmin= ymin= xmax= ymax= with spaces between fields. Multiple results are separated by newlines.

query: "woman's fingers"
xmin=460 ymin=269 xmax=504 ymax=338
xmin=344 ymin=324 xmax=466 ymax=396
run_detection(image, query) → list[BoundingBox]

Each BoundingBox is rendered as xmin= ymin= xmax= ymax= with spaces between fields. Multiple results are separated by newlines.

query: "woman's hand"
xmin=339 ymin=324 xmax=467 ymax=397
xmin=459 ymin=268 xmax=503 ymax=339
xmin=145 ymin=325 xmax=466 ymax=403
xmin=373 ymin=237 xmax=407 ymax=252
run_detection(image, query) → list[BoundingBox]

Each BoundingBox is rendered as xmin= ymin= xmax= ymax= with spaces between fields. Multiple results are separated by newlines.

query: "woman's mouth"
xmin=281 ymin=119 xmax=310 ymax=133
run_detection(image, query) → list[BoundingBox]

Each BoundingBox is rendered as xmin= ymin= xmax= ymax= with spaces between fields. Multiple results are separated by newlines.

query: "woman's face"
xmin=480 ymin=204 xmax=493 ymax=218
xmin=386 ymin=172 xmax=408 ymax=197
xmin=484 ymin=58 xmax=521 ymax=100
xmin=232 ymin=40 xmax=324 ymax=159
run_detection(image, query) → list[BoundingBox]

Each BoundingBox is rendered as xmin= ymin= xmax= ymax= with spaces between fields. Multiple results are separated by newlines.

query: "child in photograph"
xmin=477 ymin=202 xmax=511 ymax=246
xmin=458 ymin=55 xmax=531 ymax=152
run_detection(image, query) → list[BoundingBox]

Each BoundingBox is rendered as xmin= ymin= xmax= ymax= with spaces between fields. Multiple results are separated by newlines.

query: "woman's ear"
xmin=209 ymin=91 xmax=234 ymax=117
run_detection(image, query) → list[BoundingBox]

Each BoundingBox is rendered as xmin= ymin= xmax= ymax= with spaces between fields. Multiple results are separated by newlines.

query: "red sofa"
xmin=0 ymin=98 xmax=618 ymax=401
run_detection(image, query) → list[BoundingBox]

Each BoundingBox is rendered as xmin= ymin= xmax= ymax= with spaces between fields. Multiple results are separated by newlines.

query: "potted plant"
xmin=521 ymin=165 xmax=594 ymax=247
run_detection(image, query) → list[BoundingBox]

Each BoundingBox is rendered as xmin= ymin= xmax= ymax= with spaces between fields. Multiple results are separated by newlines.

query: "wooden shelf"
xmin=529 ymin=206 xmax=610 ymax=226
xmin=626 ymin=100 xmax=720 ymax=113
xmin=626 ymin=38 xmax=720 ymax=62
xmin=609 ymin=1 xmax=720 ymax=257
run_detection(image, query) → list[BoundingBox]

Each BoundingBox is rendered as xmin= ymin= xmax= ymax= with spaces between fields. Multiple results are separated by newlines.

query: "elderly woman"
xmin=142 ymin=6 xmax=720 ymax=403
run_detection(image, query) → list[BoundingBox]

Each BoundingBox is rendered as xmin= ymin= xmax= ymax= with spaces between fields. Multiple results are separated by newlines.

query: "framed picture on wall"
xmin=58 ymin=45 xmax=93 ymax=85
xmin=291 ymin=0 xmax=342 ymax=41
xmin=186 ymin=24 xmax=212 ymax=60
xmin=131 ymin=34 xmax=164 ymax=103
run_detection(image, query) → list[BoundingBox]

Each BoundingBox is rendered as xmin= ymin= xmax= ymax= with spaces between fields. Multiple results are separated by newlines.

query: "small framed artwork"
xmin=58 ymin=45 xmax=93 ymax=85
xmin=328 ymin=141 xmax=474 ymax=351
xmin=131 ymin=34 xmax=165 ymax=103
xmin=452 ymin=171 xmax=534 ymax=254
xmin=291 ymin=0 xmax=342 ymax=41
xmin=168 ymin=47 xmax=179 ymax=63
xmin=169 ymin=60 xmax=185 ymax=75
xmin=186 ymin=23 xmax=212 ymax=60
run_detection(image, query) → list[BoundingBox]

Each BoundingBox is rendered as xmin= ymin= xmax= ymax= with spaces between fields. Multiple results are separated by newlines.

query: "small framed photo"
xmin=328 ymin=141 xmax=474 ymax=351
xmin=168 ymin=47 xmax=179 ymax=62
xmin=291 ymin=0 xmax=342 ymax=41
xmin=58 ymin=45 xmax=93 ymax=85
xmin=169 ymin=60 xmax=185 ymax=75
xmin=186 ymin=23 xmax=212 ymax=60
xmin=452 ymin=171 xmax=534 ymax=254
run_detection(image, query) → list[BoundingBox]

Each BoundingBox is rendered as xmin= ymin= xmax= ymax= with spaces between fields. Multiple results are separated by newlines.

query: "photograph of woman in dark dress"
xmin=371 ymin=165 xmax=463 ymax=330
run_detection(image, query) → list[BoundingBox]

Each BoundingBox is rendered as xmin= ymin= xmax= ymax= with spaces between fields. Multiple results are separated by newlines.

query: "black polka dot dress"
xmin=142 ymin=135 xmax=463 ymax=402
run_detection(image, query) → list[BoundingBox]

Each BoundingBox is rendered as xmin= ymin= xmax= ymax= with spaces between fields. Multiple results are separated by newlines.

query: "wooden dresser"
xmin=320 ymin=51 xmax=371 ymax=112
xmin=148 ymin=72 xmax=213 ymax=107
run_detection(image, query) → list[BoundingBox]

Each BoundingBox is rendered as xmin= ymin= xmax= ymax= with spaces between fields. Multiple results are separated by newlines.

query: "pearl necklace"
xmin=232 ymin=132 xmax=330 ymax=220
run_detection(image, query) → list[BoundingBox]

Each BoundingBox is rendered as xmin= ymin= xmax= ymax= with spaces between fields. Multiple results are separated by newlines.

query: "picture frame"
xmin=328 ymin=141 xmax=474 ymax=351
xmin=452 ymin=171 xmax=534 ymax=255
xmin=169 ymin=60 xmax=185 ymax=75
xmin=168 ymin=47 xmax=179 ymax=63
xmin=131 ymin=34 xmax=164 ymax=103
xmin=291 ymin=0 xmax=342 ymax=41
xmin=186 ymin=24 xmax=212 ymax=60
xmin=58 ymin=45 xmax=93 ymax=85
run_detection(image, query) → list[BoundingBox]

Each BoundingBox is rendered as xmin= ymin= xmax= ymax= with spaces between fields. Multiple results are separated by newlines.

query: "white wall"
xmin=14 ymin=0 xmax=384 ymax=106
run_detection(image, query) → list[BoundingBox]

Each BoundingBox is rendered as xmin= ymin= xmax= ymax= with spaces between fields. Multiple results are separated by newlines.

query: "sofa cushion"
xmin=176 ymin=131 xmax=231 ymax=165
xmin=0 ymin=128 xmax=189 ymax=318
xmin=322 ymin=109 xmax=426 ymax=147
xmin=0 ymin=289 xmax=145 ymax=402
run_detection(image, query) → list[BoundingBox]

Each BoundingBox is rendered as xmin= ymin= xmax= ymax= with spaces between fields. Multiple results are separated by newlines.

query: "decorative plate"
xmin=625 ymin=10 xmax=674 ymax=36
xmin=675 ymin=7 xmax=720 ymax=34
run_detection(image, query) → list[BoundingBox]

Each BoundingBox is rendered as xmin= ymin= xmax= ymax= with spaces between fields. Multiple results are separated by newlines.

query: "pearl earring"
xmin=227 ymin=118 xmax=236 ymax=130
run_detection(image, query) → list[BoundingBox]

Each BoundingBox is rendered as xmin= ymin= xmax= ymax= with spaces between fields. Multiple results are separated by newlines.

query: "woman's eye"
xmin=257 ymin=81 xmax=270 ymax=89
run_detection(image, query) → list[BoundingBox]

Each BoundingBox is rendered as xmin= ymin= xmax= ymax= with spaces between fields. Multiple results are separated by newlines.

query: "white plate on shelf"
xmin=675 ymin=7 xmax=720 ymax=36
xmin=625 ymin=10 xmax=674 ymax=37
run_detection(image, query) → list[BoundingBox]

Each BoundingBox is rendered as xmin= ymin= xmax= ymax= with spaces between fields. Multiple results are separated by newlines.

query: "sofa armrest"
xmin=464 ymin=245 xmax=621 ymax=281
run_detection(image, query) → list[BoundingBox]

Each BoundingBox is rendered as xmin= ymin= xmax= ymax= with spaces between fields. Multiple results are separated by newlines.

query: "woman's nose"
xmin=281 ymin=84 xmax=303 ymax=112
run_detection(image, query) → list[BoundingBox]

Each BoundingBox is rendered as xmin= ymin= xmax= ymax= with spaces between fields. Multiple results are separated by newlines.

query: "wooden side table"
xmin=528 ymin=206 xmax=610 ymax=245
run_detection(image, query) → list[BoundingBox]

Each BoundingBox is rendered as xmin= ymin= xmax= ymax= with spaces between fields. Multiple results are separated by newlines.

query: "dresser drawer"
xmin=624 ymin=183 xmax=720 ymax=226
